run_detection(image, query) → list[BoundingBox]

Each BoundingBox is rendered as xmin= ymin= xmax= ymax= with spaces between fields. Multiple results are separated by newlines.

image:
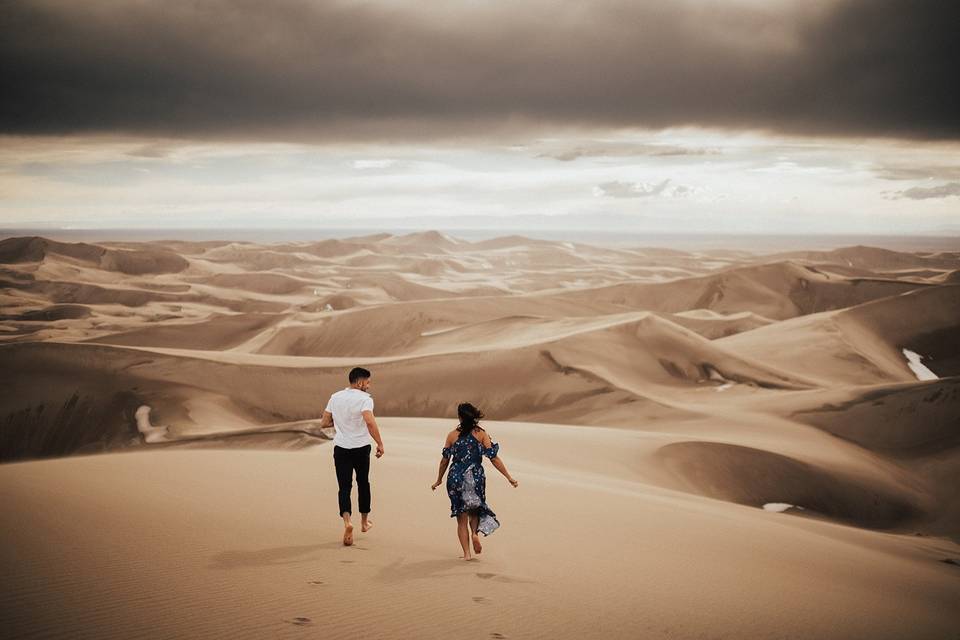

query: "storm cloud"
xmin=889 ymin=182 xmax=960 ymax=200
xmin=1 ymin=0 xmax=958 ymax=141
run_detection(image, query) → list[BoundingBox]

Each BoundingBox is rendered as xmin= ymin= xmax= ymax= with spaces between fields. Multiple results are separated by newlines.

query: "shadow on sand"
xmin=209 ymin=542 xmax=345 ymax=569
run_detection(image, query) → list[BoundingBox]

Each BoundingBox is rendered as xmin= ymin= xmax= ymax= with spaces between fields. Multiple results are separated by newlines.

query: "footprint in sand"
xmin=941 ymin=558 xmax=959 ymax=567
xmin=490 ymin=634 xmax=508 ymax=639
xmin=307 ymin=580 xmax=325 ymax=585
xmin=285 ymin=617 xmax=313 ymax=627
xmin=476 ymin=572 xmax=530 ymax=584
xmin=340 ymin=560 xmax=355 ymax=564
xmin=472 ymin=596 xmax=491 ymax=605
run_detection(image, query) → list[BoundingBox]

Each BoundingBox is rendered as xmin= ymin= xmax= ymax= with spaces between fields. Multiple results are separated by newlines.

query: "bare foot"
xmin=460 ymin=554 xmax=473 ymax=561
xmin=361 ymin=520 xmax=373 ymax=533
xmin=472 ymin=532 xmax=483 ymax=554
xmin=343 ymin=524 xmax=354 ymax=546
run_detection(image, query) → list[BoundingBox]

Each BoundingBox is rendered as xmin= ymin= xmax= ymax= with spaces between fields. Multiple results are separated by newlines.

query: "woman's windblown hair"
xmin=457 ymin=402 xmax=484 ymax=438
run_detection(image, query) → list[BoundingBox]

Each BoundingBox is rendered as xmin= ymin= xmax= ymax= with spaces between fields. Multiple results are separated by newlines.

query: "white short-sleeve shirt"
xmin=325 ymin=388 xmax=374 ymax=449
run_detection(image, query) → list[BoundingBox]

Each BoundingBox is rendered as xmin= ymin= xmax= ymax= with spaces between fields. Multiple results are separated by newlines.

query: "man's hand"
xmin=431 ymin=481 xmax=441 ymax=491
xmin=363 ymin=410 xmax=384 ymax=459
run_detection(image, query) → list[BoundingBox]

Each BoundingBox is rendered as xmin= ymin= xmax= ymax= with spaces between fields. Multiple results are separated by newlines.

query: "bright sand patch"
xmin=2 ymin=418 xmax=958 ymax=640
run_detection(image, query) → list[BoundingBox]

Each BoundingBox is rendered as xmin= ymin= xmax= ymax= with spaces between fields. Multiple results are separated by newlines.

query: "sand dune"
xmin=718 ymin=285 xmax=960 ymax=384
xmin=536 ymin=260 xmax=928 ymax=320
xmin=331 ymin=272 xmax=463 ymax=301
xmin=253 ymin=295 xmax=610 ymax=357
xmin=668 ymin=309 xmax=775 ymax=338
xmin=2 ymin=233 xmax=959 ymax=638
xmin=468 ymin=234 xmax=554 ymax=250
xmin=291 ymin=238 xmax=369 ymax=258
xmin=203 ymin=272 xmax=311 ymax=295
xmin=836 ymin=285 xmax=960 ymax=377
xmin=379 ymin=230 xmax=463 ymax=252
xmin=0 ymin=303 xmax=92 ymax=321
xmin=767 ymin=244 xmax=960 ymax=271
xmin=1 ymin=324 xmax=712 ymax=462
xmin=84 ymin=313 xmax=283 ymax=350
xmin=2 ymin=420 xmax=958 ymax=639
xmin=200 ymin=243 xmax=321 ymax=270
xmin=0 ymin=235 xmax=188 ymax=274
xmin=937 ymin=269 xmax=960 ymax=284
xmin=656 ymin=440 xmax=925 ymax=529
xmin=0 ymin=303 xmax=822 ymax=465
xmin=763 ymin=377 xmax=960 ymax=536
xmin=774 ymin=377 xmax=960 ymax=455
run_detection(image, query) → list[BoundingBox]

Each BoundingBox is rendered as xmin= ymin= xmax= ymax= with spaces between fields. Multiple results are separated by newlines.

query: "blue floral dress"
xmin=442 ymin=431 xmax=501 ymax=536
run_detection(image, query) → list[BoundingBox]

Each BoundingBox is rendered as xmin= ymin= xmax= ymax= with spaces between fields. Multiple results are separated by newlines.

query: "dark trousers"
xmin=333 ymin=445 xmax=371 ymax=516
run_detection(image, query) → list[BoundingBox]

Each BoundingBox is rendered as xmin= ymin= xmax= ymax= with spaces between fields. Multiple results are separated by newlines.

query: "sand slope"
xmin=2 ymin=420 xmax=959 ymax=640
xmin=718 ymin=285 xmax=960 ymax=384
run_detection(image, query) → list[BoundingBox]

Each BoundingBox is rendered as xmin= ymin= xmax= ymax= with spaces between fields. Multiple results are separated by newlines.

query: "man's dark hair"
xmin=349 ymin=367 xmax=371 ymax=384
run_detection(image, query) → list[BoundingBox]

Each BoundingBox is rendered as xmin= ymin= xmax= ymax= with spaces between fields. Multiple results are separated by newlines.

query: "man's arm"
xmin=362 ymin=410 xmax=384 ymax=458
xmin=320 ymin=410 xmax=334 ymax=429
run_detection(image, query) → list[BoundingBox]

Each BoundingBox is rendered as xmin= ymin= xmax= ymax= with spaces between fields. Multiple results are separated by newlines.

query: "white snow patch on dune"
xmin=902 ymin=349 xmax=938 ymax=381
xmin=763 ymin=503 xmax=804 ymax=513
xmin=135 ymin=405 xmax=170 ymax=443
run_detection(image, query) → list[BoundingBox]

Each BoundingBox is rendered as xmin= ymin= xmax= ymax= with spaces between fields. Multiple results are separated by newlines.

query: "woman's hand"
xmin=509 ymin=478 xmax=519 ymax=488
xmin=431 ymin=481 xmax=441 ymax=491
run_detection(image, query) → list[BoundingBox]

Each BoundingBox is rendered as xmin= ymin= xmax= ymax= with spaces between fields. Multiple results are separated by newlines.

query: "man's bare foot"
xmin=460 ymin=554 xmax=473 ymax=561
xmin=361 ymin=520 xmax=373 ymax=533
xmin=472 ymin=532 xmax=483 ymax=554
xmin=343 ymin=524 xmax=354 ymax=546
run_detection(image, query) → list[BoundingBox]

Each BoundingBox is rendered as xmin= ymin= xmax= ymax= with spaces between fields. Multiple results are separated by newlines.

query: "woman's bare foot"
xmin=472 ymin=532 xmax=483 ymax=554
xmin=460 ymin=553 xmax=473 ymax=561
xmin=342 ymin=524 xmax=354 ymax=546
xmin=361 ymin=520 xmax=373 ymax=533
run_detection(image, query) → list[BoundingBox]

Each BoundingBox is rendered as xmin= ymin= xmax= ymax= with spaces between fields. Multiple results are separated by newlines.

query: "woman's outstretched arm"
xmin=490 ymin=456 xmax=519 ymax=487
xmin=481 ymin=431 xmax=518 ymax=487
xmin=432 ymin=457 xmax=450 ymax=490
xmin=433 ymin=431 xmax=456 ymax=490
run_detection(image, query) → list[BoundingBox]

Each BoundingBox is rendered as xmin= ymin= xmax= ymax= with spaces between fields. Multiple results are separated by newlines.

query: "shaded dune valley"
xmin=1 ymin=232 xmax=959 ymax=639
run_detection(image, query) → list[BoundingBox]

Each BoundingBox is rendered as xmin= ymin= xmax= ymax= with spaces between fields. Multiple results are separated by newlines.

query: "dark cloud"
xmin=1 ymin=0 xmax=957 ymax=141
xmin=888 ymin=182 xmax=960 ymax=200
xmin=542 ymin=143 xmax=718 ymax=162
xmin=126 ymin=143 xmax=174 ymax=159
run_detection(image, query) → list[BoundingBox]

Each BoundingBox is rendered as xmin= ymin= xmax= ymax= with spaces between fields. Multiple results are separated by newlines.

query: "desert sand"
xmin=1 ymin=232 xmax=959 ymax=638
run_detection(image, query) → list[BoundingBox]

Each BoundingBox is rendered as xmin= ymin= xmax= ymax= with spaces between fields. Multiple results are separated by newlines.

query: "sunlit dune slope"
xmin=718 ymin=285 xmax=960 ymax=384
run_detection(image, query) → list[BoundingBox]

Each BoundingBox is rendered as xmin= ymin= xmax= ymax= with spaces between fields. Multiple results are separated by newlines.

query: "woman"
xmin=431 ymin=403 xmax=518 ymax=560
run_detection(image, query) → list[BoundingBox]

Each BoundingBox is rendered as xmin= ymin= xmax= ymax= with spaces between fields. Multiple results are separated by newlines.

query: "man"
xmin=320 ymin=367 xmax=385 ymax=546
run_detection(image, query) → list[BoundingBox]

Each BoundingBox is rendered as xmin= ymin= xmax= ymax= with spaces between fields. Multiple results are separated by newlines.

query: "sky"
xmin=1 ymin=0 xmax=958 ymax=236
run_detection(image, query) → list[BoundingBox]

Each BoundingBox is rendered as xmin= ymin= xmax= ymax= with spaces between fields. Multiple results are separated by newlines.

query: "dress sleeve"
xmin=482 ymin=442 xmax=500 ymax=459
xmin=441 ymin=446 xmax=452 ymax=459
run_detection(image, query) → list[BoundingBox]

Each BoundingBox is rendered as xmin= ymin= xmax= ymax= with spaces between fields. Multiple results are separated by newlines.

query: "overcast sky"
xmin=1 ymin=0 xmax=958 ymax=235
